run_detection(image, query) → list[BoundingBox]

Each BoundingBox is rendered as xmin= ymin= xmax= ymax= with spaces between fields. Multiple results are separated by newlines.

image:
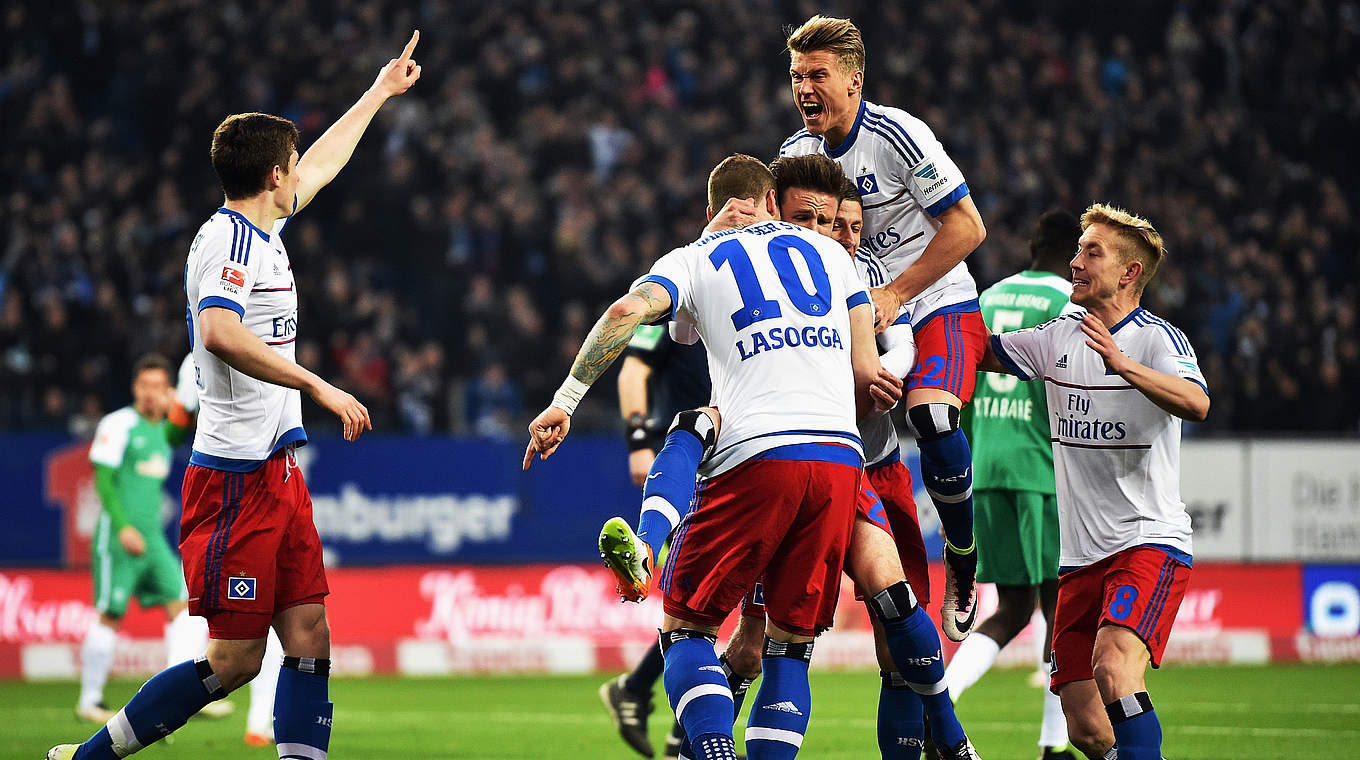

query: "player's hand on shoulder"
xmin=704 ymin=197 xmax=759 ymax=234
xmin=523 ymin=406 xmax=571 ymax=470
xmin=868 ymin=366 xmax=903 ymax=417
xmin=311 ymin=382 xmax=372 ymax=442
xmin=118 ymin=526 xmax=146 ymax=557
xmin=869 ymin=287 xmax=903 ymax=333
xmin=371 ymin=30 xmax=422 ymax=99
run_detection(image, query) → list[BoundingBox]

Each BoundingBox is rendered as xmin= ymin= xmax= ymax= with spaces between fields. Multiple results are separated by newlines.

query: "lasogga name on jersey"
xmin=1053 ymin=392 xmax=1127 ymax=441
xmin=737 ymin=324 xmax=844 ymax=362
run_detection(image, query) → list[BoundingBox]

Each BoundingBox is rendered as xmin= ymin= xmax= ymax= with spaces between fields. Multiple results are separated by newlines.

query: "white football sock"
xmin=944 ymin=632 xmax=999 ymax=698
xmin=165 ymin=608 xmax=209 ymax=666
xmin=1039 ymin=682 xmax=1069 ymax=748
xmin=248 ymin=628 xmax=285 ymax=737
xmin=79 ymin=619 xmax=118 ymax=708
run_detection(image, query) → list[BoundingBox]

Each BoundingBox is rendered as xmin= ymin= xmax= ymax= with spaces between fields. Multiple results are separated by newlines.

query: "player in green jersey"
xmin=77 ymin=354 xmax=231 ymax=723
xmin=946 ymin=211 xmax=1083 ymax=760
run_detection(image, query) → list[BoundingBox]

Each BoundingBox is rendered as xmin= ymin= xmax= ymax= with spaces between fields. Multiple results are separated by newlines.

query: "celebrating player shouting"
xmin=982 ymin=204 xmax=1208 ymax=760
xmin=526 ymin=154 xmax=893 ymax=760
xmin=777 ymin=15 xmax=989 ymax=642
xmin=49 ymin=31 xmax=421 ymax=760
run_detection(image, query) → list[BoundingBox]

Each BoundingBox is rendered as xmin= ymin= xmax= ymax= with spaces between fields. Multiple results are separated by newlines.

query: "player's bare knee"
xmin=276 ymin=604 xmax=331 ymax=658
xmin=205 ymin=639 xmax=266 ymax=693
xmin=725 ymin=615 xmax=764 ymax=678
xmin=1066 ymin=719 xmax=1113 ymax=760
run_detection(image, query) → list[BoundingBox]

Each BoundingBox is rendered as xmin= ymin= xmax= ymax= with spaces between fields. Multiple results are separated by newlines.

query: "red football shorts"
xmin=907 ymin=307 xmax=988 ymax=404
xmin=181 ymin=448 xmax=329 ymax=639
xmin=1050 ymin=545 xmax=1192 ymax=693
xmin=661 ymin=444 xmax=861 ymax=637
xmin=865 ymin=458 xmax=930 ymax=605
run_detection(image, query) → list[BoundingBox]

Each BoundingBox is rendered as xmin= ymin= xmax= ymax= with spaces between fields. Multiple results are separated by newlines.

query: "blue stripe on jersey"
xmin=198 ymin=295 xmax=245 ymax=317
xmin=990 ymin=335 xmax=1031 ymax=381
xmin=863 ymin=113 xmax=922 ymax=164
xmin=854 ymin=253 xmax=885 ymax=287
xmin=865 ymin=108 xmax=925 ymax=161
xmin=1134 ymin=312 xmax=1192 ymax=355
xmin=188 ymin=428 xmax=308 ymax=473
xmin=846 ymin=290 xmax=871 ymax=310
xmin=924 ymin=182 xmax=970 ymax=217
xmin=637 ymin=275 xmax=679 ymax=321
xmin=227 ymin=220 xmax=241 ymax=264
xmin=825 ymin=100 xmax=867 ymax=158
xmin=751 ymin=442 xmax=862 ymax=468
xmin=780 ymin=129 xmax=815 ymax=150
xmin=240 ymin=222 xmax=253 ymax=265
xmin=217 ymin=207 xmax=271 ymax=243
xmin=1108 ymin=307 xmax=1143 ymax=334
xmin=1184 ymin=376 xmax=1208 ymax=394
xmin=891 ymin=311 xmax=912 ymax=327
xmin=731 ymin=428 xmax=865 ymax=450
xmin=860 ymin=123 xmax=917 ymax=166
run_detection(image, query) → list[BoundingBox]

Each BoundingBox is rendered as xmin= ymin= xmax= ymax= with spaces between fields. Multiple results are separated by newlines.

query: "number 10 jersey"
xmin=637 ymin=221 xmax=871 ymax=477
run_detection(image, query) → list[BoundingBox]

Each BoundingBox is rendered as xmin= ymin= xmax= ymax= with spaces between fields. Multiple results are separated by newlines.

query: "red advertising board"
xmin=0 ymin=561 xmax=1341 ymax=679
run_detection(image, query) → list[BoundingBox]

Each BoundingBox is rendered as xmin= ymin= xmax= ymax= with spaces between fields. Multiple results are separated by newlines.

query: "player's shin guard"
xmin=75 ymin=657 xmax=226 ymax=759
xmin=1106 ymin=692 xmax=1161 ymax=760
xmin=745 ymin=638 xmax=813 ymax=760
xmin=868 ymin=582 xmax=966 ymax=750
xmin=907 ymin=404 xmax=974 ymax=547
xmin=638 ymin=410 xmax=717 ymax=560
xmin=878 ymin=671 xmax=926 ymax=760
xmin=661 ymin=629 xmax=736 ymax=760
xmin=275 ymin=657 xmax=332 ymax=760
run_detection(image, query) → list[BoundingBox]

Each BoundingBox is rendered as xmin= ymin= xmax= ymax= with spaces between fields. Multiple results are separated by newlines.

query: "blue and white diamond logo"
xmin=856 ymin=173 xmax=879 ymax=195
xmin=227 ymin=576 xmax=257 ymax=601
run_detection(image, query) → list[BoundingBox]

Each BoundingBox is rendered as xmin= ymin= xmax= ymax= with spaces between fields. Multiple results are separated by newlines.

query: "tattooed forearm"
xmin=567 ymin=283 xmax=672 ymax=386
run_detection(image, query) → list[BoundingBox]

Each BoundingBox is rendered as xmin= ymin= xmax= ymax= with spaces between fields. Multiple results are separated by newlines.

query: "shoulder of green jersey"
xmin=628 ymin=323 xmax=665 ymax=351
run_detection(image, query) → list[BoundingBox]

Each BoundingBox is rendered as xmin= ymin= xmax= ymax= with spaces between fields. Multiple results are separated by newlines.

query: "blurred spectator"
xmin=0 ymin=0 xmax=1356 ymax=436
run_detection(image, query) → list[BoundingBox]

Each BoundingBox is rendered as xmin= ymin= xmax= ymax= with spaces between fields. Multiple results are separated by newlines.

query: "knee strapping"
xmin=669 ymin=409 xmax=718 ymax=459
xmin=761 ymin=637 xmax=814 ymax=663
xmin=661 ymin=628 xmax=718 ymax=653
xmin=868 ymin=581 xmax=919 ymax=623
xmin=907 ymin=403 xmax=959 ymax=442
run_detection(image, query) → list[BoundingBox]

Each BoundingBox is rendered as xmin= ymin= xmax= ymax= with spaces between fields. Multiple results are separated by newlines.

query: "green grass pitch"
xmin=7 ymin=664 xmax=1358 ymax=759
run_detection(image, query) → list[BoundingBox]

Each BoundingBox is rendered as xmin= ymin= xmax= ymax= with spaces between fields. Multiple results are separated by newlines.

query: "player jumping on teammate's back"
xmin=982 ymin=204 xmax=1208 ymax=760
xmin=48 ymin=31 xmax=419 ymax=760
xmin=527 ymin=154 xmax=900 ymax=760
xmin=947 ymin=211 xmax=1084 ymax=759
xmin=778 ymin=15 xmax=987 ymax=643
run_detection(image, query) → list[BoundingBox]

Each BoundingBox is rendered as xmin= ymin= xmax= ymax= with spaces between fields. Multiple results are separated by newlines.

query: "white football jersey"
xmin=637 ymin=221 xmax=871 ymax=477
xmin=176 ymin=353 xmax=199 ymax=413
xmin=781 ymin=100 xmax=977 ymax=324
xmin=991 ymin=308 xmax=1207 ymax=566
xmin=184 ymin=206 xmax=305 ymax=471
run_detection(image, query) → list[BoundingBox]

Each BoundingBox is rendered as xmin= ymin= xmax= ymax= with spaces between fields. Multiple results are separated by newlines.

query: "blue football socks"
xmin=662 ymin=630 xmax=736 ymax=760
xmin=1107 ymin=692 xmax=1162 ymax=760
xmin=878 ymin=671 xmax=926 ymax=759
xmin=745 ymin=638 xmax=814 ymax=760
xmin=275 ymin=657 xmax=333 ymax=760
xmin=638 ymin=427 xmax=706 ymax=561
xmin=916 ymin=426 xmax=974 ymax=549
xmin=869 ymin=583 xmax=966 ymax=750
xmin=74 ymin=658 xmax=225 ymax=759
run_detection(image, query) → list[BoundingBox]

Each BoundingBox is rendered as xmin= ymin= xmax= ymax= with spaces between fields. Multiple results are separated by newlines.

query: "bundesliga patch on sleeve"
xmin=226 ymin=576 xmax=257 ymax=601
xmin=220 ymin=266 xmax=246 ymax=294
xmin=911 ymin=161 xmax=950 ymax=200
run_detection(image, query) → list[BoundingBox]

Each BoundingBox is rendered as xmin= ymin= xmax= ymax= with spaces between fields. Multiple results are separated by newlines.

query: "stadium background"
xmin=1 ymin=1 xmax=1357 ymax=758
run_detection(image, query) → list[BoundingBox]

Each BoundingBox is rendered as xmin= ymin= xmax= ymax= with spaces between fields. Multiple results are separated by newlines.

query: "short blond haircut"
xmin=786 ymin=15 xmax=865 ymax=77
xmin=707 ymin=154 xmax=776 ymax=215
xmin=1081 ymin=203 xmax=1166 ymax=293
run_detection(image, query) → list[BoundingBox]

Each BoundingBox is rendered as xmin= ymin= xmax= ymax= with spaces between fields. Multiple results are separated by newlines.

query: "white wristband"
xmin=550 ymin=375 xmax=591 ymax=416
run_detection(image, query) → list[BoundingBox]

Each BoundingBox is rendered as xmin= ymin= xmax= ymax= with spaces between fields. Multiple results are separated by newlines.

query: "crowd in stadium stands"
xmin=1 ymin=0 xmax=1356 ymax=438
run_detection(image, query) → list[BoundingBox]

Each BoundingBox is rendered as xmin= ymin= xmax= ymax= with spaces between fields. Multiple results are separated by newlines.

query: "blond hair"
xmin=1081 ymin=203 xmax=1166 ymax=293
xmin=786 ymin=15 xmax=865 ymax=77
xmin=707 ymin=154 xmax=776 ymax=215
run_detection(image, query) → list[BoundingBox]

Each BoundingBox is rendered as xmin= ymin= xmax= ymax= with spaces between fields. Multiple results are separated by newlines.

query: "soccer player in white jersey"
xmin=777 ymin=15 xmax=989 ymax=643
xmin=526 ymin=154 xmax=888 ymax=760
xmin=981 ymin=204 xmax=1209 ymax=760
xmin=49 ymin=32 xmax=420 ymax=760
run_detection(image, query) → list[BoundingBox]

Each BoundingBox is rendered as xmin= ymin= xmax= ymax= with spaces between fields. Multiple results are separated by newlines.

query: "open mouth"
xmin=801 ymin=101 xmax=824 ymax=120
xmin=1072 ymin=278 xmax=1090 ymax=289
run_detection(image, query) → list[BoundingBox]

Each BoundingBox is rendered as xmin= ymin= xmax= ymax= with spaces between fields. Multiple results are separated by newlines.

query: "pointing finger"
xmin=523 ymin=441 xmax=536 ymax=470
xmin=400 ymin=29 xmax=420 ymax=61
